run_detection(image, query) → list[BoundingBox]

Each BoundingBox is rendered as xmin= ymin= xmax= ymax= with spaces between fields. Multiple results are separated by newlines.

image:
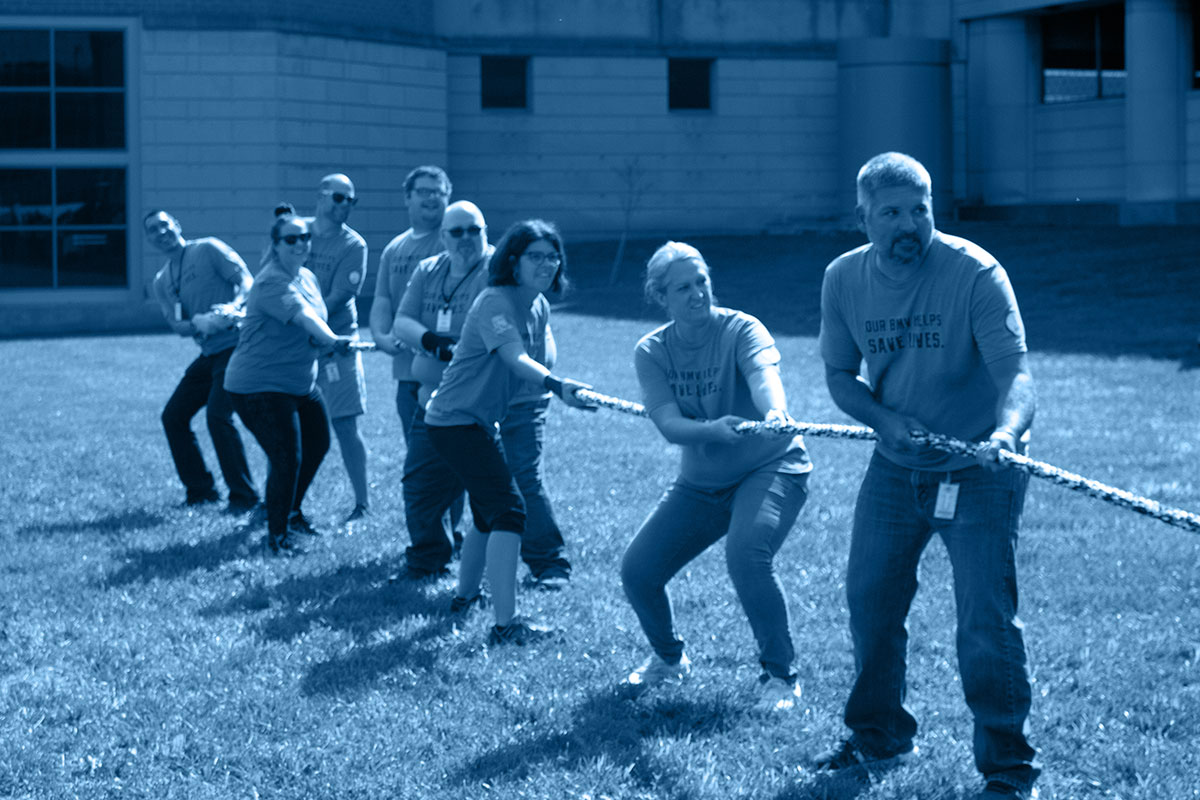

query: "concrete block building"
xmin=1 ymin=0 xmax=1196 ymax=335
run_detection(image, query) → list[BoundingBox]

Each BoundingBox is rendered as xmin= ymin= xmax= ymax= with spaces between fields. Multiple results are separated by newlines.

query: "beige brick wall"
xmin=445 ymin=54 xmax=838 ymax=241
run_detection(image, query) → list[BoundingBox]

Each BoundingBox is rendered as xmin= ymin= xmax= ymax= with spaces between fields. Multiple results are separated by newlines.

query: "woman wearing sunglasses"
xmin=620 ymin=241 xmax=813 ymax=711
xmin=224 ymin=213 xmax=355 ymax=554
xmin=423 ymin=219 xmax=595 ymax=645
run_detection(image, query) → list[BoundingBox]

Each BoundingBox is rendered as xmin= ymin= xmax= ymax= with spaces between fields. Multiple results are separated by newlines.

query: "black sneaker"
xmin=403 ymin=564 xmax=451 ymax=581
xmin=814 ymin=738 xmax=916 ymax=771
xmin=487 ymin=618 xmax=555 ymax=646
xmin=288 ymin=511 xmax=321 ymax=536
xmin=449 ymin=593 xmax=488 ymax=615
xmin=977 ymin=780 xmax=1037 ymax=799
xmin=343 ymin=504 xmax=369 ymax=523
xmin=223 ymin=498 xmax=260 ymax=516
xmin=183 ymin=489 xmax=220 ymax=507
xmin=266 ymin=531 xmax=304 ymax=556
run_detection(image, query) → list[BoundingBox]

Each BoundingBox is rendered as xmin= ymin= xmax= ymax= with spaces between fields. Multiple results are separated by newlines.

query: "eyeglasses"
xmin=522 ymin=251 xmax=562 ymax=267
xmin=321 ymin=191 xmax=357 ymax=206
xmin=278 ymin=232 xmax=312 ymax=245
xmin=411 ymin=187 xmax=448 ymax=199
xmin=445 ymin=225 xmax=483 ymax=239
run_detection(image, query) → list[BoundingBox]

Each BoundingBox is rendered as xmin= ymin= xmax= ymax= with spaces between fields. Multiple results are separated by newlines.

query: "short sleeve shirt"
xmin=397 ymin=249 xmax=492 ymax=403
xmin=635 ymin=307 xmax=812 ymax=489
xmin=374 ymin=228 xmax=445 ymax=380
xmin=152 ymin=237 xmax=250 ymax=355
xmin=425 ymin=287 xmax=549 ymax=429
xmin=224 ymin=264 xmax=327 ymax=396
xmin=818 ymin=230 xmax=1027 ymax=470
xmin=306 ymin=222 xmax=367 ymax=335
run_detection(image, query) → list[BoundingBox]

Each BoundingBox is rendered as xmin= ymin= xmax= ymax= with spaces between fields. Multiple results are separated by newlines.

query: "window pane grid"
xmin=1041 ymin=4 xmax=1125 ymax=104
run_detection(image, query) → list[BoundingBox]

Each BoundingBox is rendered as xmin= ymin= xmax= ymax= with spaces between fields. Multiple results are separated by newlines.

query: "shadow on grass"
xmin=18 ymin=507 xmax=167 ymax=538
xmin=447 ymin=685 xmax=738 ymax=798
xmin=203 ymin=559 xmax=459 ymax=695
xmin=103 ymin=526 xmax=251 ymax=586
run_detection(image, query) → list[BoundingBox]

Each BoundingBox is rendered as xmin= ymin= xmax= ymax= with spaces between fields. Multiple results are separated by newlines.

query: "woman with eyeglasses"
xmin=619 ymin=241 xmax=813 ymax=711
xmin=423 ymin=219 xmax=595 ymax=645
xmin=392 ymin=200 xmax=492 ymax=579
xmin=224 ymin=213 xmax=354 ymax=554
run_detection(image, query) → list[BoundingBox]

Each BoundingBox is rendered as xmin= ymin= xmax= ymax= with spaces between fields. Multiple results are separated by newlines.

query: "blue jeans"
xmin=500 ymin=397 xmax=571 ymax=579
xmin=395 ymin=380 xmax=421 ymax=446
xmin=162 ymin=347 xmax=257 ymax=507
xmin=621 ymin=465 xmax=808 ymax=678
xmin=426 ymin=423 xmax=526 ymax=534
xmin=844 ymin=451 xmax=1039 ymax=790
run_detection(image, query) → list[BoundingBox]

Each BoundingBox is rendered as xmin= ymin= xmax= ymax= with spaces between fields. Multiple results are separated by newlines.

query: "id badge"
xmin=174 ymin=302 xmax=183 ymax=322
xmin=934 ymin=481 xmax=960 ymax=520
xmin=325 ymin=361 xmax=341 ymax=383
xmin=435 ymin=307 xmax=452 ymax=334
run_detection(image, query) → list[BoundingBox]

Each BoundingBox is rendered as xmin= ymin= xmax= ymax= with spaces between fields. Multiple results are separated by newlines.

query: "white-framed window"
xmin=0 ymin=22 xmax=134 ymax=290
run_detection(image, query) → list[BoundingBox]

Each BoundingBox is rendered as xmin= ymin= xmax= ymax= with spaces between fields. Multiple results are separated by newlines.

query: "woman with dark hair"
xmin=224 ymin=213 xmax=354 ymax=553
xmin=423 ymin=218 xmax=595 ymax=645
xmin=620 ymin=241 xmax=813 ymax=712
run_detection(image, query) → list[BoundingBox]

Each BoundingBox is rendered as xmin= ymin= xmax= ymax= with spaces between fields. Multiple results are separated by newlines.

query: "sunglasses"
xmin=445 ymin=225 xmax=483 ymax=239
xmin=322 ymin=191 xmax=357 ymax=206
xmin=411 ymin=187 xmax=448 ymax=199
xmin=522 ymin=251 xmax=562 ymax=267
xmin=278 ymin=232 xmax=312 ymax=245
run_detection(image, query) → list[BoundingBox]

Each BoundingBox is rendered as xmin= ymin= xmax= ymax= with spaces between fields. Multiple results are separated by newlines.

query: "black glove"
xmin=420 ymin=331 xmax=456 ymax=362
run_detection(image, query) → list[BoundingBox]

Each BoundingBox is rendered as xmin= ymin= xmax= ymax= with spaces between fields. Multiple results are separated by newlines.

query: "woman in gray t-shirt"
xmin=621 ymin=241 xmax=813 ymax=711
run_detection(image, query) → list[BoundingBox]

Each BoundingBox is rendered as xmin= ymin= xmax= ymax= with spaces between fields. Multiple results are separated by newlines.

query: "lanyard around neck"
xmin=439 ymin=257 xmax=482 ymax=308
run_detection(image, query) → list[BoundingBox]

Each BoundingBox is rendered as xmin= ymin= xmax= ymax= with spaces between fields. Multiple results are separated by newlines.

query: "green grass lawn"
xmin=1 ymin=224 xmax=1198 ymax=800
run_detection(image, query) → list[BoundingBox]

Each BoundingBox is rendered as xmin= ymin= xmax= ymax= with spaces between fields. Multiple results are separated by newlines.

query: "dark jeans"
xmin=229 ymin=389 xmax=330 ymax=539
xmin=161 ymin=347 xmax=257 ymax=506
xmin=395 ymin=380 xmax=421 ymax=445
xmin=426 ymin=423 xmax=525 ymax=534
xmin=500 ymin=397 xmax=571 ymax=578
xmin=844 ymin=451 xmax=1039 ymax=790
xmin=402 ymin=411 xmax=468 ymax=572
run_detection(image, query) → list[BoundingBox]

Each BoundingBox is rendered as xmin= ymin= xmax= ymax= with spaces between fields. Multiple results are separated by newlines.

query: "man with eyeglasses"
xmin=392 ymin=200 xmax=492 ymax=579
xmin=306 ymin=173 xmax=371 ymax=526
xmin=145 ymin=209 xmax=259 ymax=515
xmin=370 ymin=166 xmax=452 ymax=444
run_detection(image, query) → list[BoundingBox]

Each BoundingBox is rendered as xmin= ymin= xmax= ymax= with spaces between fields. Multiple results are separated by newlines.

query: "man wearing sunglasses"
xmin=307 ymin=173 xmax=371 ymax=525
xmin=370 ymin=165 xmax=453 ymax=445
xmin=146 ymin=209 xmax=259 ymax=515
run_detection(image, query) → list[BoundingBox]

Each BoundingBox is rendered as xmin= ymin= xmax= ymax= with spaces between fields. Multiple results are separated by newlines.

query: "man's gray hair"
xmin=856 ymin=152 xmax=932 ymax=209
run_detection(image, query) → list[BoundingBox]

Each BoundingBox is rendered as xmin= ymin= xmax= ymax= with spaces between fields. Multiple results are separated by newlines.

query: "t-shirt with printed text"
xmin=635 ymin=306 xmax=812 ymax=489
xmin=224 ymin=264 xmax=327 ymax=396
xmin=818 ymin=230 xmax=1027 ymax=470
xmin=374 ymin=228 xmax=445 ymax=381
xmin=424 ymin=286 xmax=549 ymax=430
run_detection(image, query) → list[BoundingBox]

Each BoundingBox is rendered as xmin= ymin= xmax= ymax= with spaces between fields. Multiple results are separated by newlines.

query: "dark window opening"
xmin=1041 ymin=4 xmax=1125 ymax=103
xmin=481 ymin=55 xmax=528 ymax=109
xmin=668 ymin=58 xmax=713 ymax=110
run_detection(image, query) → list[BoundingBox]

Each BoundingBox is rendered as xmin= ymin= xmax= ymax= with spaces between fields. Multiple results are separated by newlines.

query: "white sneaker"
xmin=626 ymin=652 xmax=691 ymax=686
xmin=755 ymin=674 xmax=802 ymax=712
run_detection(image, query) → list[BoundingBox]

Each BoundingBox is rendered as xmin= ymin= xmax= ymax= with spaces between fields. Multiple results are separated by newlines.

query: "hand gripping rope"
xmin=574 ymin=388 xmax=1200 ymax=535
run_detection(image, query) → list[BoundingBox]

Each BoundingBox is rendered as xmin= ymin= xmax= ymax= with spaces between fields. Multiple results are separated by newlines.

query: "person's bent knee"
xmin=491 ymin=509 xmax=525 ymax=535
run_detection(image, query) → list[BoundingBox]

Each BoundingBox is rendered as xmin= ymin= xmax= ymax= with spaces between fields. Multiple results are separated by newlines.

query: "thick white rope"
xmin=574 ymin=388 xmax=1200 ymax=535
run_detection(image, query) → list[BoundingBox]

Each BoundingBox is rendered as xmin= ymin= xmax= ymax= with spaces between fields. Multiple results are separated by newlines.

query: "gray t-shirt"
xmin=818 ymin=230 xmax=1027 ymax=470
xmin=425 ymin=287 xmax=549 ymax=430
xmin=224 ymin=264 xmax=327 ymax=396
xmin=152 ymin=237 xmax=249 ymax=355
xmin=374 ymin=228 xmax=445 ymax=381
xmin=306 ymin=221 xmax=367 ymax=336
xmin=635 ymin=307 xmax=811 ymax=489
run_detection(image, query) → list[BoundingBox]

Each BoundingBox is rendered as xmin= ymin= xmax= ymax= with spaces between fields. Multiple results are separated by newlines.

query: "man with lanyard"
xmin=307 ymin=173 xmax=371 ymax=526
xmin=815 ymin=152 xmax=1039 ymax=800
xmin=146 ymin=209 xmax=259 ymax=514
xmin=369 ymin=165 xmax=452 ymax=443
xmin=393 ymin=200 xmax=491 ymax=579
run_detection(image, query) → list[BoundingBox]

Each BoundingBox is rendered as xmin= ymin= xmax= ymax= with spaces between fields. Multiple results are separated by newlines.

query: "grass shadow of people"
xmin=103 ymin=525 xmax=251 ymax=587
xmin=18 ymin=507 xmax=167 ymax=538
xmin=444 ymin=684 xmax=739 ymax=799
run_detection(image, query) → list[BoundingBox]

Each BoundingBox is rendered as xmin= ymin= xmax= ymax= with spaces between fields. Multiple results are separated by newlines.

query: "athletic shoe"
xmin=287 ymin=511 xmax=321 ymax=536
xmin=755 ymin=673 xmax=802 ymax=712
xmin=533 ymin=574 xmax=569 ymax=592
xmin=814 ymin=738 xmax=917 ymax=771
xmin=183 ymin=489 xmax=220 ymax=507
xmin=266 ymin=531 xmax=303 ymax=556
xmin=626 ymin=652 xmax=691 ymax=686
xmin=403 ymin=564 xmax=451 ymax=581
xmin=223 ymin=499 xmax=259 ymax=516
xmin=976 ymin=780 xmax=1037 ymax=799
xmin=449 ymin=593 xmax=487 ymax=615
xmin=343 ymin=504 xmax=369 ymax=523
xmin=487 ymin=618 xmax=555 ymax=646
